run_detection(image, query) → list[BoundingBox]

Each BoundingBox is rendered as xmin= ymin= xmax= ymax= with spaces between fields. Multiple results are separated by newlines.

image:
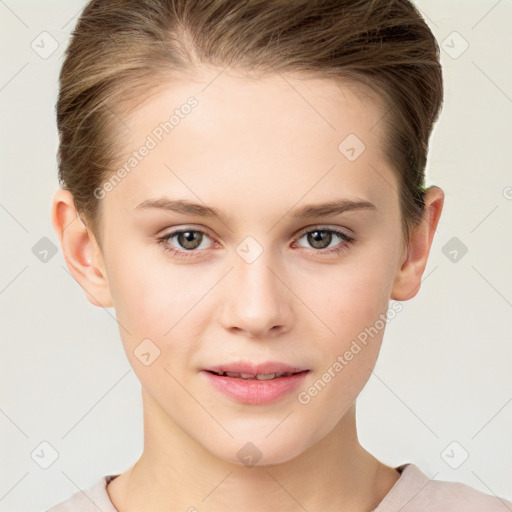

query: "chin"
xmin=207 ymin=434 xmax=311 ymax=468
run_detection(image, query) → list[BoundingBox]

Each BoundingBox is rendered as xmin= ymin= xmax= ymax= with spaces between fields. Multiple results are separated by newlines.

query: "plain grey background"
xmin=1 ymin=1 xmax=511 ymax=510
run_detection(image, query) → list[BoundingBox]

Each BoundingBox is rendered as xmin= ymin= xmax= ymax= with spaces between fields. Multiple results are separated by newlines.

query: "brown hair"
xmin=56 ymin=0 xmax=443 ymax=247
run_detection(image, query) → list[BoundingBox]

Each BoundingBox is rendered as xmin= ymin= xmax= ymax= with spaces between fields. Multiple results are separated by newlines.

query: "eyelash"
xmin=157 ymin=226 xmax=355 ymax=260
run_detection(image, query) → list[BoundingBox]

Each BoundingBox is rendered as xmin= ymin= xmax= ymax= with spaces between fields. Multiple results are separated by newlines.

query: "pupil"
xmin=308 ymin=230 xmax=331 ymax=249
xmin=179 ymin=231 xmax=202 ymax=249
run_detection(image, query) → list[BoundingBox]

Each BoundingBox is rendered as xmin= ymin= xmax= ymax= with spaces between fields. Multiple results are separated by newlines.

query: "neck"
xmin=108 ymin=391 xmax=398 ymax=512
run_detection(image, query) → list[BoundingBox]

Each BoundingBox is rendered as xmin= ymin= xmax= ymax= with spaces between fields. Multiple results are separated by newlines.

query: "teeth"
xmin=213 ymin=371 xmax=295 ymax=380
xmin=256 ymin=373 xmax=276 ymax=380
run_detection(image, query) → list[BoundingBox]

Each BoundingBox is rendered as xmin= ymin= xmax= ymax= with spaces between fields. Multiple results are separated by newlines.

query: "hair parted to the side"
xmin=56 ymin=0 xmax=443 ymax=247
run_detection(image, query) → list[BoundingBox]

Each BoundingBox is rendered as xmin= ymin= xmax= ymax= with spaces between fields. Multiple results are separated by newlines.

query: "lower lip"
xmin=202 ymin=370 xmax=309 ymax=405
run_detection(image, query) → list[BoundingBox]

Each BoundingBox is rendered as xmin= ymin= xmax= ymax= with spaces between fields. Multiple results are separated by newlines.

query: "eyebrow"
xmin=135 ymin=197 xmax=233 ymax=225
xmin=290 ymin=199 xmax=376 ymax=218
xmin=134 ymin=197 xmax=376 ymax=224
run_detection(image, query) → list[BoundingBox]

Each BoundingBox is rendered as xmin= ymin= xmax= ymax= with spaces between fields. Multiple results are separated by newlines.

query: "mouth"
xmin=201 ymin=362 xmax=310 ymax=405
xmin=205 ymin=370 xmax=308 ymax=380
xmin=203 ymin=361 xmax=309 ymax=376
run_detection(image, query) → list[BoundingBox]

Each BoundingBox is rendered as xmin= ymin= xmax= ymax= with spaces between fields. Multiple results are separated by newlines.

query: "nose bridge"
xmin=219 ymin=240 xmax=291 ymax=338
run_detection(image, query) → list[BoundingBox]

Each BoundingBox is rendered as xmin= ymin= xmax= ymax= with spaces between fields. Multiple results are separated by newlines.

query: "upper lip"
xmin=203 ymin=361 xmax=309 ymax=375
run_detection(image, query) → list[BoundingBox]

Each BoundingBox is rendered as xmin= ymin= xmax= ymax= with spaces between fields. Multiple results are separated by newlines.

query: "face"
xmin=96 ymin=67 xmax=405 ymax=466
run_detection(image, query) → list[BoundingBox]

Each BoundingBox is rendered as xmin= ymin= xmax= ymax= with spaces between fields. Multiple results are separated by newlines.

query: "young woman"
xmin=48 ymin=1 xmax=511 ymax=510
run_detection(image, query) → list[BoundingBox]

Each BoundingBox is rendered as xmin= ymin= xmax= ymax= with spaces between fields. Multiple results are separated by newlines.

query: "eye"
xmin=157 ymin=228 xmax=215 ymax=259
xmin=293 ymin=226 xmax=355 ymax=255
xmin=157 ymin=225 xmax=355 ymax=260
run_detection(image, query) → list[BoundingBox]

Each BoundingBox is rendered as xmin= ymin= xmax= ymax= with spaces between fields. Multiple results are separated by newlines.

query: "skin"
xmin=52 ymin=66 xmax=444 ymax=512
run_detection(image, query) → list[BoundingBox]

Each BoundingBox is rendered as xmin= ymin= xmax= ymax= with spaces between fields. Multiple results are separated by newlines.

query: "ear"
xmin=51 ymin=189 xmax=114 ymax=308
xmin=391 ymin=186 xmax=444 ymax=301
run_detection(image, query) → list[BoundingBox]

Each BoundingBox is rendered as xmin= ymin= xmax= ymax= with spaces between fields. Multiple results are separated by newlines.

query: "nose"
xmin=219 ymin=250 xmax=293 ymax=340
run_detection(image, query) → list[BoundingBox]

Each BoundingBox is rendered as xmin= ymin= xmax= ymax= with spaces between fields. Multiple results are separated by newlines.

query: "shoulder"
xmin=375 ymin=463 xmax=512 ymax=512
xmin=46 ymin=475 xmax=119 ymax=512
xmin=420 ymin=479 xmax=512 ymax=511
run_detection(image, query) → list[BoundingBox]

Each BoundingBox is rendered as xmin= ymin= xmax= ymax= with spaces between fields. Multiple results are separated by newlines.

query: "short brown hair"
xmin=56 ymin=0 xmax=443 ymax=246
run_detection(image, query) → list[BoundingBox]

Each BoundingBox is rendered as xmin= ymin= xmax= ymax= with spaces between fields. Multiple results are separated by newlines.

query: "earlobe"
xmin=51 ymin=189 xmax=114 ymax=308
xmin=391 ymin=186 xmax=444 ymax=301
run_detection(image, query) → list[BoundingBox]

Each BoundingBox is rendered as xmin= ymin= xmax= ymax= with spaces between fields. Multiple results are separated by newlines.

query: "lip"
xmin=201 ymin=361 xmax=310 ymax=405
xmin=203 ymin=361 xmax=309 ymax=375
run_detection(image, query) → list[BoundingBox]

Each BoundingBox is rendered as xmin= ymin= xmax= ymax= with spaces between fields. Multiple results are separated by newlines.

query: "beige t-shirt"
xmin=46 ymin=463 xmax=512 ymax=511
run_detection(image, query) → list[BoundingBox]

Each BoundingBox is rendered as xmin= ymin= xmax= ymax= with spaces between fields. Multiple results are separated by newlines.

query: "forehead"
xmin=105 ymin=67 xmax=396 ymax=220
xmin=123 ymin=67 xmax=387 ymax=145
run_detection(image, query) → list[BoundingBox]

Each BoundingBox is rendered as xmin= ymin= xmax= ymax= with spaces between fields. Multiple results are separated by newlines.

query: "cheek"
xmin=297 ymin=265 xmax=393 ymax=428
xmin=303 ymin=256 xmax=395 ymax=341
xmin=105 ymin=248 xmax=217 ymax=362
xmin=106 ymin=241 xmax=191 ymax=323
xmin=296 ymin=249 xmax=397 ymax=401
